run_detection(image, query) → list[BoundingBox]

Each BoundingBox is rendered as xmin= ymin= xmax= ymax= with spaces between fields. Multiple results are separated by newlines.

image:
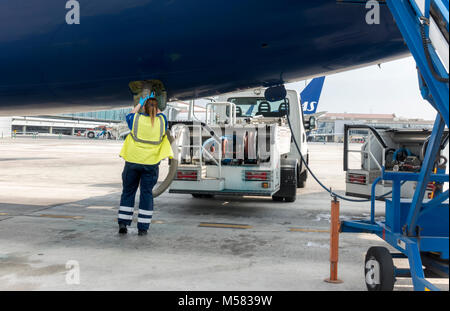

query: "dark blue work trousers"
xmin=118 ymin=161 xmax=159 ymax=231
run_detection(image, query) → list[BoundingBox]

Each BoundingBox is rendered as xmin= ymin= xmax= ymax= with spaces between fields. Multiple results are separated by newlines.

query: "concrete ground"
xmin=0 ymin=137 xmax=447 ymax=291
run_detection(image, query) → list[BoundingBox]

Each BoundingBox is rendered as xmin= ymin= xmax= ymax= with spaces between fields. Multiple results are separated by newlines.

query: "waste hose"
xmin=153 ymin=131 xmax=179 ymax=198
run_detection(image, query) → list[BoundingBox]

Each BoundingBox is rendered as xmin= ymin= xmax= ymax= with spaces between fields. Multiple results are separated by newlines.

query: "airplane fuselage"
xmin=0 ymin=0 xmax=408 ymax=115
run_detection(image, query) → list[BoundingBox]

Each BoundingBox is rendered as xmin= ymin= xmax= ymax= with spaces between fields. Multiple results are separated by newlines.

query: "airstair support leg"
xmin=405 ymin=238 xmax=441 ymax=291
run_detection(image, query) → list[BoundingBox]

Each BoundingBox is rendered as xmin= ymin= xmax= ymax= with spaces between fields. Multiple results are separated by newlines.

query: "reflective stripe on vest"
xmin=130 ymin=114 xmax=165 ymax=145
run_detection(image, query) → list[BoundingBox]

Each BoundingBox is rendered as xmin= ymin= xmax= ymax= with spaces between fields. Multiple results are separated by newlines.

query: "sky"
xmin=285 ymin=56 xmax=438 ymax=121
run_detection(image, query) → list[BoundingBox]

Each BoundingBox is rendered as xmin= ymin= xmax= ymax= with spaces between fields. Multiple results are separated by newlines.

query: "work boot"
xmin=138 ymin=230 xmax=148 ymax=236
xmin=118 ymin=223 xmax=128 ymax=234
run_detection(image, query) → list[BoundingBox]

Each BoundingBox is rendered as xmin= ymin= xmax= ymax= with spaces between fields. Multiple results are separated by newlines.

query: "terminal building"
xmin=1 ymin=102 xmax=206 ymax=138
xmin=309 ymin=113 xmax=435 ymax=142
xmin=11 ymin=115 xmax=122 ymax=136
xmin=0 ymin=117 xmax=12 ymax=138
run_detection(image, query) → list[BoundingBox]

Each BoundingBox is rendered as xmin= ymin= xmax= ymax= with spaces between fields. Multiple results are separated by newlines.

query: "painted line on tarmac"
xmin=38 ymin=214 xmax=84 ymax=220
xmin=289 ymin=228 xmax=329 ymax=233
xmin=199 ymin=222 xmax=252 ymax=229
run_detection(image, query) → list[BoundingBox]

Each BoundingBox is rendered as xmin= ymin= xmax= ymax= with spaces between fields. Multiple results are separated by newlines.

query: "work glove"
xmin=139 ymin=95 xmax=150 ymax=107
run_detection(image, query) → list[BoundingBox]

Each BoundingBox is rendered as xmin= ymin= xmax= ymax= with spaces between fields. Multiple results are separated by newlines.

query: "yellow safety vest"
xmin=120 ymin=114 xmax=173 ymax=165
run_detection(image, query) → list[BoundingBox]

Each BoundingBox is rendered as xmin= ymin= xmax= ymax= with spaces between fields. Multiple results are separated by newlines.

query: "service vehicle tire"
xmin=297 ymin=155 xmax=308 ymax=188
xmin=87 ymin=132 xmax=95 ymax=139
xmin=272 ymin=196 xmax=284 ymax=202
xmin=297 ymin=169 xmax=307 ymax=188
xmin=364 ymin=246 xmax=395 ymax=291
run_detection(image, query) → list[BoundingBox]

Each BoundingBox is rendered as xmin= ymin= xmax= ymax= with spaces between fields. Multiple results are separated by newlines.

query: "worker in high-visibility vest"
xmin=118 ymin=93 xmax=173 ymax=236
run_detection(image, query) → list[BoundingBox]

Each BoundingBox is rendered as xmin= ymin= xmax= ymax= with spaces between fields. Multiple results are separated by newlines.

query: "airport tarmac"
xmin=0 ymin=137 xmax=447 ymax=291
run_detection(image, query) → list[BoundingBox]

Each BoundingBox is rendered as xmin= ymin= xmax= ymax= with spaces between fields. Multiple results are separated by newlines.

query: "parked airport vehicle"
xmin=344 ymin=125 xmax=448 ymax=199
xmin=85 ymin=126 xmax=114 ymax=139
xmin=168 ymin=88 xmax=315 ymax=202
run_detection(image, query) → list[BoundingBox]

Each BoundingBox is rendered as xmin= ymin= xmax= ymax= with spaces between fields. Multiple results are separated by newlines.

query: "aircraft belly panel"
xmin=0 ymin=1 xmax=407 ymax=113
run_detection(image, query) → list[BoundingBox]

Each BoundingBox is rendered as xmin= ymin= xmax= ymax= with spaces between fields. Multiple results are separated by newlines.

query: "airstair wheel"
xmin=365 ymin=246 xmax=395 ymax=291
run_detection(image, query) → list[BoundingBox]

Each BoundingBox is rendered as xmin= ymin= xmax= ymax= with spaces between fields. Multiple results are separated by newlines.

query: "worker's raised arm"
xmin=130 ymin=95 xmax=149 ymax=114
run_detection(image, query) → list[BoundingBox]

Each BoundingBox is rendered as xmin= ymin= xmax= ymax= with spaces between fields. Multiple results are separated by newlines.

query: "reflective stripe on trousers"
xmin=118 ymin=206 xmax=134 ymax=221
xmin=118 ymin=161 xmax=159 ymax=230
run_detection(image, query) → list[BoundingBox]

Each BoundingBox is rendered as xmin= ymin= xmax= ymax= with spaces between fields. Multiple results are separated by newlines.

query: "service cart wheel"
xmin=87 ymin=131 xmax=95 ymax=139
xmin=364 ymin=246 xmax=395 ymax=291
xmin=297 ymin=169 xmax=307 ymax=188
